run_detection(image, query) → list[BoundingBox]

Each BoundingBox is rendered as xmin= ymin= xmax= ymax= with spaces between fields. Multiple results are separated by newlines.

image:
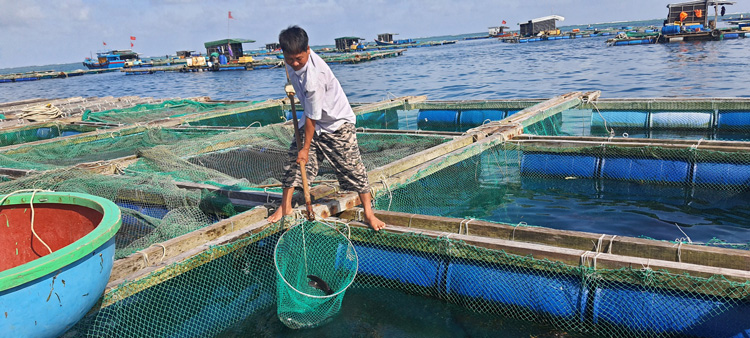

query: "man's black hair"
xmin=279 ymin=26 xmax=309 ymax=54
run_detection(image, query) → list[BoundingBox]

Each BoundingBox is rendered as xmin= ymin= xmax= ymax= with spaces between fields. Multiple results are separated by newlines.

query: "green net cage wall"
xmin=81 ymin=100 xmax=255 ymax=125
xmin=0 ymin=123 xmax=99 ymax=147
xmin=374 ymin=139 xmax=750 ymax=248
xmin=63 ymin=221 xmax=750 ymax=338
xmin=0 ymin=127 xmax=228 ymax=171
xmin=522 ymin=100 xmax=750 ymax=141
xmin=274 ymin=220 xmax=358 ymax=329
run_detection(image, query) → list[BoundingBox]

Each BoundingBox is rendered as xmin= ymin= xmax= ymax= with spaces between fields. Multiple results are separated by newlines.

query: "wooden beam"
xmin=338 ymin=208 xmax=750 ymax=272
xmin=503 ymin=91 xmax=586 ymax=128
xmin=352 ymin=95 xmax=427 ymax=116
xmin=106 ymin=207 xmax=268 ymax=288
xmin=173 ymin=181 xmax=281 ymax=205
xmin=409 ymin=99 xmax=544 ymax=111
xmin=355 ymin=128 xmax=463 ymax=137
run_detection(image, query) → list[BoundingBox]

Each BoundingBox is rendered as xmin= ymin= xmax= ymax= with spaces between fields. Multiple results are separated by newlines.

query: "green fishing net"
xmin=274 ymin=220 xmax=358 ymax=329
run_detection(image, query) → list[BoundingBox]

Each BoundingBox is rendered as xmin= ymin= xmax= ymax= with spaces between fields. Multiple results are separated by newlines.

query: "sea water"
xmin=2 ymin=34 xmax=750 ymax=103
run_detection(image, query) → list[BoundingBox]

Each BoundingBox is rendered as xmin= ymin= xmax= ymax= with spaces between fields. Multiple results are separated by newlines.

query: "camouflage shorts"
xmin=282 ymin=123 xmax=370 ymax=194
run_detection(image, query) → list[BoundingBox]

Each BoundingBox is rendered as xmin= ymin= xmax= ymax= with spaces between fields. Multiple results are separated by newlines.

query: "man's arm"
xmin=297 ymin=118 xmax=316 ymax=165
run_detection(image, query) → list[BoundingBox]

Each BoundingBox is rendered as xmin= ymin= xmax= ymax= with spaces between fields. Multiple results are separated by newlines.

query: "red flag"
xmin=502 ymin=20 xmax=507 ymax=25
xmin=228 ymin=11 xmax=234 ymax=19
xmin=103 ymin=41 xmax=107 ymax=46
xmin=130 ymin=36 xmax=136 ymax=40
xmin=130 ymin=42 xmax=134 ymax=48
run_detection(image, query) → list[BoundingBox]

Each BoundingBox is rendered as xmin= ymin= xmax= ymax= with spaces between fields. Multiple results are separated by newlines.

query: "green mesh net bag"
xmin=273 ymin=220 xmax=358 ymax=329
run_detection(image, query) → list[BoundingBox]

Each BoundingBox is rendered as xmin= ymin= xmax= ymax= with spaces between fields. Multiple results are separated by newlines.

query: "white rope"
xmin=245 ymin=121 xmax=262 ymax=129
xmin=19 ymin=104 xmax=64 ymax=122
xmin=0 ymin=189 xmax=53 ymax=255
xmin=590 ymin=101 xmax=614 ymax=138
xmin=137 ymin=249 xmax=150 ymax=266
xmin=592 ymin=252 xmax=602 ymax=270
xmin=356 ymin=209 xmax=364 ymax=222
xmin=154 ymin=243 xmax=168 ymax=264
xmin=674 ymin=223 xmax=692 ymax=244
xmin=595 ymin=234 xmax=605 ymax=253
xmin=580 ymin=250 xmax=592 ymax=267
xmin=459 ymin=218 xmax=474 ymax=235
xmin=380 ymin=175 xmax=393 ymax=211
xmin=607 ymin=235 xmax=617 ymax=254
xmin=690 ymin=138 xmax=704 ymax=150
xmin=511 ymin=221 xmax=527 ymax=241
xmin=407 ymin=214 xmax=417 ymax=228
xmin=641 ymin=259 xmax=652 ymax=271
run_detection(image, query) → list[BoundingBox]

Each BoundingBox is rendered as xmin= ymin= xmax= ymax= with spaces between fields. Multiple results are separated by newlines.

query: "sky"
xmin=1 ymin=0 xmax=749 ymax=69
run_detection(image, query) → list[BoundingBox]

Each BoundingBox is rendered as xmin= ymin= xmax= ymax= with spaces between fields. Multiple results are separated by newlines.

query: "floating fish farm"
xmin=0 ymin=91 xmax=748 ymax=337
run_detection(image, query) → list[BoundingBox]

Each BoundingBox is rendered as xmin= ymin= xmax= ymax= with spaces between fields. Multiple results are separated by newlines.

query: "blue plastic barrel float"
xmin=458 ymin=110 xmax=506 ymax=129
xmin=0 ymin=192 xmax=121 ymax=338
xmin=355 ymin=244 xmax=444 ymax=288
xmin=446 ymin=260 xmax=587 ymax=318
xmin=506 ymin=110 xmax=520 ymax=117
xmin=661 ymin=25 xmax=681 ymax=35
xmin=417 ymin=109 xmax=460 ymax=131
xmin=591 ymin=110 xmax=648 ymax=133
xmin=600 ymin=157 xmax=689 ymax=183
xmin=692 ymin=162 xmax=750 ymax=186
xmin=592 ymin=283 xmax=750 ymax=337
xmin=650 ymin=111 xmax=712 ymax=130
xmin=61 ymin=130 xmax=82 ymax=137
xmin=356 ymin=109 xmax=399 ymax=129
xmin=285 ymin=109 xmax=305 ymax=121
xmin=35 ymin=127 xmax=56 ymax=139
xmin=717 ymin=110 xmax=750 ymax=131
xmin=723 ymin=33 xmax=740 ymax=39
xmin=521 ymin=153 xmax=599 ymax=179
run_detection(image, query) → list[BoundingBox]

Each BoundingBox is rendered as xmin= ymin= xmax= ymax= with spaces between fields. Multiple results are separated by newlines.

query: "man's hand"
xmin=296 ymin=149 xmax=309 ymax=166
xmin=285 ymin=83 xmax=295 ymax=96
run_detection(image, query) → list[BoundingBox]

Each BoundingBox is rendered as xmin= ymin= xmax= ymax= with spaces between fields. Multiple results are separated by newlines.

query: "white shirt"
xmin=287 ymin=50 xmax=355 ymax=134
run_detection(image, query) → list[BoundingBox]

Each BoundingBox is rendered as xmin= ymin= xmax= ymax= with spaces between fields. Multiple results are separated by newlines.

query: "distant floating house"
xmin=176 ymin=50 xmax=195 ymax=59
xmin=204 ymin=38 xmax=256 ymax=61
xmin=374 ymin=33 xmax=416 ymax=46
xmin=488 ymin=26 xmax=511 ymax=38
xmin=265 ymin=43 xmax=281 ymax=52
xmin=334 ymin=37 xmax=363 ymax=52
xmin=519 ymin=15 xmax=565 ymax=37
xmin=665 ymin=0 xmax=736 ymax=28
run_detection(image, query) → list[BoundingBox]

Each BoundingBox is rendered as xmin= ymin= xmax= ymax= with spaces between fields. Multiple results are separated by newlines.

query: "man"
xmin=267 ymin=25 xmax=386 ymax=231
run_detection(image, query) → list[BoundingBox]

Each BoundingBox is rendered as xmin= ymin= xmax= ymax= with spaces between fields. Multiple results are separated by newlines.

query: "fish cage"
xmin=0 ymin=93 xmax=747 ymax=338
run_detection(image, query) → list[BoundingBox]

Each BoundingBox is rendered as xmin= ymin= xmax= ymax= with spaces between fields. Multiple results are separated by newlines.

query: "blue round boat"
xmin=0 ymin=191 xmax=121 ymax=337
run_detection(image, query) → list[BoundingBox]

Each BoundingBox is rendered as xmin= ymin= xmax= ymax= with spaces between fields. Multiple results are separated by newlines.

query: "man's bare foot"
xmin=267 ymin=207 xmax=293 ymax=223
xmin=364 ymin=212 xmax=386 ymax=231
